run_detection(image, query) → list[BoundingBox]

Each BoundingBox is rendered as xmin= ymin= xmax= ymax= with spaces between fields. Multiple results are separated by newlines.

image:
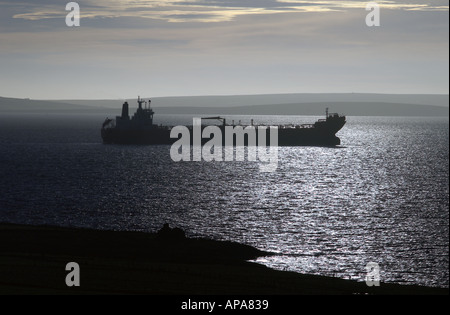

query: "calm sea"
xmin=0 ymin=113 xmax=448 ymax=288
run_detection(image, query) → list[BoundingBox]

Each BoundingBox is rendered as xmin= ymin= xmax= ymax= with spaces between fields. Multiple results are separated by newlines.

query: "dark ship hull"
xmin=277 ymin=126 xmax=343 ymax=146
xmin=101 ymin=127 xmax=173 ymax=145
xmin=101 ymin=98 xmax=346 ymax=146
xmin=102 ymin=124 xmax=344 ymax=146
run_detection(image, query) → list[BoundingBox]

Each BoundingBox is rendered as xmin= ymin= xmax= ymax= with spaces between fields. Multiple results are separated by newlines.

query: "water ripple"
xmin=0 ymin=114 xmax=448 ymax=287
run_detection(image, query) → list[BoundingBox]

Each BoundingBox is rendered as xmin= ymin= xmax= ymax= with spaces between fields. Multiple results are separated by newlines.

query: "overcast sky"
xmin=0 ymin=0 xmax=448 ymax=99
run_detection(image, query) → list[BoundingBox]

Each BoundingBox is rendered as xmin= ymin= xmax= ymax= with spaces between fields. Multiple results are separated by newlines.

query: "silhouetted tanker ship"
xmin=101 ymin=97 xmax=346 ymax=146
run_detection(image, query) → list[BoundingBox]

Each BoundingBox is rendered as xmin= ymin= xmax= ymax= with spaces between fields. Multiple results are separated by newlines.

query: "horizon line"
xmin=2 ymin=92 xmax=449 ymax=101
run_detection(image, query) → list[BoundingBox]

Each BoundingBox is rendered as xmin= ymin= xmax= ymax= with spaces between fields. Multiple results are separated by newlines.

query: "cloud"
xmin=8 ymin=0 xmax=449 ymax=23
xmin=0 ymin=0 xmax=448 ymax=98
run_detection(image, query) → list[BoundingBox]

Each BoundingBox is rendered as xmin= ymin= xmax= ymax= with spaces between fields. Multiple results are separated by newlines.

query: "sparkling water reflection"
xmin=0 ymin=113 xmax=448 ymax=287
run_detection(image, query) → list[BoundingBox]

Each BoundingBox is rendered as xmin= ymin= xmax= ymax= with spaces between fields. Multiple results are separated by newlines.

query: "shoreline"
xmin=0 ymin=223 xmax=447 ymax=295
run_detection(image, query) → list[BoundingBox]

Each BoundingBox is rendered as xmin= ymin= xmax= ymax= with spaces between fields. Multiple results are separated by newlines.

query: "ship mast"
xmin=137 ymin=96 xmax=144 ymax=110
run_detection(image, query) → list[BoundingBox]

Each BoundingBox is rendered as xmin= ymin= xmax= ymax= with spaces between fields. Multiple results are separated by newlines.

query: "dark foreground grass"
xmin=0 ymin=223 xmax=447 ymax=295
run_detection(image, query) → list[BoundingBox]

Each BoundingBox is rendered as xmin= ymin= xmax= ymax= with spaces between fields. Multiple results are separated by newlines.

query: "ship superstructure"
xmin=101 ymin=97 xmax=346 ymax=146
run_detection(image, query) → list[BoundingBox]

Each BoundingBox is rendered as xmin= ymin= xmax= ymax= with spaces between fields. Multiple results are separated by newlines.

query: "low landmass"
xmin=0 ymin=223 xmax=447 ymax=295
xmin=0 ymin=96 xmax=105 ymax=113
xmin=55 ymin=93 xmax=450 ymax=108
xmin=152 ymin=102 xmax=450 ymax=116
xmin=1 ymin=94 xmax=449 ymax=116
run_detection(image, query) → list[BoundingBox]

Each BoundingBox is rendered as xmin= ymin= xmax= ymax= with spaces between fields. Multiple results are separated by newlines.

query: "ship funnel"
xmin=122 ymin=102 xmax=130 ymax=120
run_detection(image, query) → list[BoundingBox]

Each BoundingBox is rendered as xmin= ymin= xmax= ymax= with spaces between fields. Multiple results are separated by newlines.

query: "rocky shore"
xmin=0 ymin=223 xmax=447 ymax=295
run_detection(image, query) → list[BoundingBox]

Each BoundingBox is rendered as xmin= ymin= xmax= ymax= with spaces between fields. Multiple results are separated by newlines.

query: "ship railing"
xmin=277 ymin=124 xmax=313 ymax=129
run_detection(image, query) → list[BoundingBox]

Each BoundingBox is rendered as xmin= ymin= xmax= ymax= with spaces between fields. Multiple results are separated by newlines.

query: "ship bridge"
xmin=116 ymin=96 xmax=154 ymax=129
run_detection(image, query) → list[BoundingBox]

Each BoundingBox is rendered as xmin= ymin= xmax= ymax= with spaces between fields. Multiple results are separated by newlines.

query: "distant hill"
xmin=55 ymin=93 xmax=449 ymax=109
xmin=0 ymin=97 xmax=108 ymax=113
xmin=1 ymin=94 xmax=448 ymax=116
xmin=153 ymin=102 xmax=450 ymax=117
